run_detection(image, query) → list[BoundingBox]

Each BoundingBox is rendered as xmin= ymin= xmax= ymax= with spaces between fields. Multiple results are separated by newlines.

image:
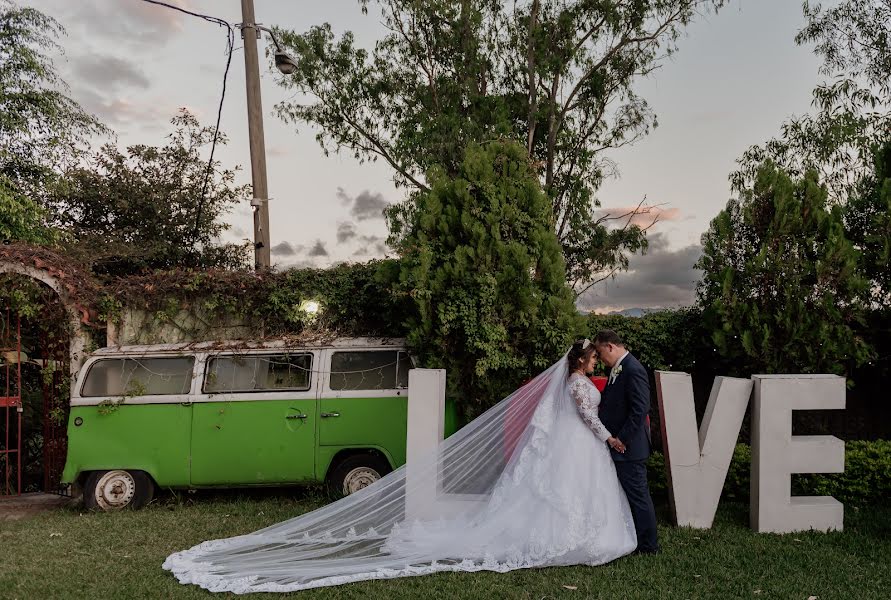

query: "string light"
xmin=89 ymin=352 xmax=408 ymax=397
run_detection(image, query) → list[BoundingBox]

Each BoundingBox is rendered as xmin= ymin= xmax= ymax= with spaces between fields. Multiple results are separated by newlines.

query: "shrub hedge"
xmin=646 ymin=440 xmax=891 ymax=506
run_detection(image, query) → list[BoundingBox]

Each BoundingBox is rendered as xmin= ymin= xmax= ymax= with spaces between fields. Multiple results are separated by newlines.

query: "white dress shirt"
xmin=609 ymin=350 xmax=630 ymax=384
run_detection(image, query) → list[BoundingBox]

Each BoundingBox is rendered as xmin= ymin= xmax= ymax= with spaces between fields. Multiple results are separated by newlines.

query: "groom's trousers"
xmin=614 ymin=460 xmax=659 ymax=552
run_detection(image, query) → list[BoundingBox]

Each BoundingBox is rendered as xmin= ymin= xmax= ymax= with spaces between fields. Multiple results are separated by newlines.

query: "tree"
xmin=845 ymin=142 xmax=891 ymax=309
xmin=697 ymin=162 xmax=871 ymax=377
xmin=273 ymin=0 xmax=725 ymax=294
xmin=387 ymin=140 xmax=579 ymax=417
xmin=732 ymin=0 xmax=891 ymax=201
xmin=732 ymin=1 xmax=891 ymax=313
xmin=46 ymin=111 xmax=251 ymax=275
xmin=0 ymin=175 xmax=56 ymax=244
xmin=0 ymin=1 xmax=104 ymax=196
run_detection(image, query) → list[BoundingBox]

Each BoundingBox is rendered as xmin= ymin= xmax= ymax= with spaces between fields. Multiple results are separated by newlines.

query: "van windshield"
xmin=81 ymin=357 xmax=195 ymax=397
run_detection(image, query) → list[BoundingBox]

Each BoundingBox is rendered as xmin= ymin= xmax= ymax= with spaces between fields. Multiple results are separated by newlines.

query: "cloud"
xmin=308 ymin=240 xmax=329 ymax=257
xmin=337 ymin=222 xmax=358 ymax=244
xmin=73 ymin=88 xmax=176 ymax=126
xmin=352 ymin=191 xmax=390 ymax=220
xmin=271 ymin=242 xmax=301 ymax=257
xmin=281 ymin=260 xmax=318 ymax=269
xmin=69 ymin=0 xmax=195 ymax=46
xmin=595 ymin=205 xmax=682 ymax=228
xmin=353 ymin=235 xmax=389 ymax=257
xmin=336 ymin=188 xmax=390 ymax=221
xmin=576 ymin=233 xmax=702 ymax=313
xmin=72 ymin=55 xmax=150 ymax=92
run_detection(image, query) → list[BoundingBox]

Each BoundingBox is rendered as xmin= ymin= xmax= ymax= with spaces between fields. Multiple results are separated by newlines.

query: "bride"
xmin=164 ymin=339 xmax=637 ymax=593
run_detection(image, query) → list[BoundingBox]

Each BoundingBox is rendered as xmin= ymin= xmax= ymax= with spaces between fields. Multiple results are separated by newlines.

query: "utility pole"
xmin=239 ymin=0 xmax=271 ymax=270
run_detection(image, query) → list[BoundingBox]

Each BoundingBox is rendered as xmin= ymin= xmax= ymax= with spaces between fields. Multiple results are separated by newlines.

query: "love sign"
xmin=656 ymin=372 xmax=846 ymax=533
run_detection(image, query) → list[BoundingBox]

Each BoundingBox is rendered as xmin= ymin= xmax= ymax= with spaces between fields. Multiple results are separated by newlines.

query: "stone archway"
xmin=0 ymin=243 xmax=100 ymax=494
xmin=0 ymin=244 xmax=98 ymax=383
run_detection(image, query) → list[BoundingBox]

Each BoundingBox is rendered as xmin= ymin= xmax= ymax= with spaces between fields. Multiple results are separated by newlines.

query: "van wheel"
xmin=327 ymin=454 xmax=391 ymax=497
xmin=84 ymin=470 xmax=154 ymax=511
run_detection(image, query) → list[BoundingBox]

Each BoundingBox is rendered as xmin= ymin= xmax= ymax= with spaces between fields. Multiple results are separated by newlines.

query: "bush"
xmin=587 ymin=308 xmax=703 ymax=374
xmin=647 ymin=440 xmax=891 ymax=506
xmin=101 ymin=259 xmax=409 ymax=340
xmin=794 ymin=440 xmax=891 ymax=505
xmin=393 ymin=141 xmax=578 ymax=418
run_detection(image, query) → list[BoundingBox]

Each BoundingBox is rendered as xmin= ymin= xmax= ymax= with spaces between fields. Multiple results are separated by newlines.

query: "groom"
xmin=594 ymin=330 xmax=659 ymax=555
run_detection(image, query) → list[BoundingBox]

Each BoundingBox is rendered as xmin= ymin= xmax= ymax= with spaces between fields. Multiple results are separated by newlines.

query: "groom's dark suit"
xmin=599 ymin=352 xmax=659 ymax=553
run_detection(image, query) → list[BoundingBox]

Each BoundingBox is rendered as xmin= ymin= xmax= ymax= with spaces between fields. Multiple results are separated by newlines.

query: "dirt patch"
xmin=0 ymin=493 xmax=74 ymax=521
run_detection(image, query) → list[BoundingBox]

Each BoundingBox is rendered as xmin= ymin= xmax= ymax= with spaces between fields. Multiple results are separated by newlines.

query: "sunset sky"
xmin=27 ymin=0 xmax=829 ymax=312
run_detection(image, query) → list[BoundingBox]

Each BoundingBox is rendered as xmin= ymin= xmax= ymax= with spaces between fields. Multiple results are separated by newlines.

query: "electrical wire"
xmin=137 ymin=0 xmax=235 ymax=249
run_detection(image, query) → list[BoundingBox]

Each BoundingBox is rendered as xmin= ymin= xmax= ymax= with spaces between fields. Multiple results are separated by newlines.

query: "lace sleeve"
xmin=569 ymin=377 xmax=612 ymax=442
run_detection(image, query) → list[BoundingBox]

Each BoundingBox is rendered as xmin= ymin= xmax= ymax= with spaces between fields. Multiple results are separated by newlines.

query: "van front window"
xmin=81 ymin=357 xmax=195 ymax=397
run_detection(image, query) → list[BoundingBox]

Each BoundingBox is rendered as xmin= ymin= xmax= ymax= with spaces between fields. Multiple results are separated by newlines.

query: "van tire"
xmin=83 ymin=470 xmax=154 ymax=511
xmin=326 ymin=453 xmax=392 ymax=497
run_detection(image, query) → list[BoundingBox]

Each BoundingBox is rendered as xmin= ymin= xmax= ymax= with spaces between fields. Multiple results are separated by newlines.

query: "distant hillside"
xmin=606 ymin=307 xmax=666 ymax=318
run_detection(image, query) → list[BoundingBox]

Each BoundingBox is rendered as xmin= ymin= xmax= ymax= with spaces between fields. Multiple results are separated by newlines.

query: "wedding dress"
xmin=163 ymin=356 xmax=637 ymax=593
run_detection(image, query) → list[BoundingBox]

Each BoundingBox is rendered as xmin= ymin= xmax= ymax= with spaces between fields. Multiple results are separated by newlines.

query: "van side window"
xmin=204 ymin=354 xmax=312 ymax=393
xmin=330 ymin=350 xmax=410 ymax=391
xmin=81 ymin=357 xmax=195 ymax=397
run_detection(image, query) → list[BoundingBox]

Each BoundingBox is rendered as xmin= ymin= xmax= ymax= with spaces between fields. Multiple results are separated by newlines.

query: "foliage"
xmin=273 ymin=0 xmax=725 ymax=293
xmin=0 ymin=243 xmax=101 ymax=324
xmin=696 ymin=162 xmax=871 ymax=377
xmin=45 ymin=110 xmax=250 ymax=275
xmin=97 ymin=380 xmax=146 ymax=416
xmin=732 ymin=0 xmax=891 ymax=202
xmin=586 ymin=308 xmax=702 ymax=374
xmin=794 ymin=440 xmax=891 ymax=506
xmin=390 ymin=141 xmax=578 ymax=417
xmin=0 ymin=1 xmax=105 ymax=197
xmin=101 ymin=259 xmax=408 ymax=341
xmin=0 ymin=174 xmax=56 ymax=244
xmin=722 ymin=443 xmax=752 ymax=503
xmin=648 ymin=441 xmax=891 ymax=507
xmin=844 ymin=141 xmax=891 ymax=310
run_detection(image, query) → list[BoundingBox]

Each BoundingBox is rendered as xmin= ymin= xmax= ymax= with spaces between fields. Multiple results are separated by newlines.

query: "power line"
xmin=138 ymin=0 xmax=235 ymax=249
xmin=138 ymin=0 xmax=229 ymax=28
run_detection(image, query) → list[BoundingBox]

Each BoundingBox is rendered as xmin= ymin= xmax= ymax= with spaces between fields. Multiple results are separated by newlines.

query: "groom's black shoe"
xmin=631 ymin=547 xmax=660 ymax=556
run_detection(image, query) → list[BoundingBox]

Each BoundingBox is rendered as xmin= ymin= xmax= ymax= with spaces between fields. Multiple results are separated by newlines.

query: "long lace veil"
xmin=164 ymin=354 xmax=574 ymax=593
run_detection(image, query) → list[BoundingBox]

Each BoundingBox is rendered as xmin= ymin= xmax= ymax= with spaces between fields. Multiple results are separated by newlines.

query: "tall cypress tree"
xmin=697 ymin=161 xmax=871 ymax=376
xmin=390 ymin=141 xmax=579 ymax=418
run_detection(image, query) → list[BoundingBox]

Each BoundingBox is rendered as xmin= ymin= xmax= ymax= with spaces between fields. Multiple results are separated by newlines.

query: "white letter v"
xmin=655 ymin=372 xmax=752 ymax=529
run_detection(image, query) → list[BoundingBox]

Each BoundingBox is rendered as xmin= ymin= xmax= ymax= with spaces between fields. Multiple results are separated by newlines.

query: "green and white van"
xmin=62 ymin=338 xmax=458 ymax=510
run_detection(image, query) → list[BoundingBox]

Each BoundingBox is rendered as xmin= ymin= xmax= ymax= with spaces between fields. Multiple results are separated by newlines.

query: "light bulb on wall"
xmin=300 ymin=300 xmax=320 ymax=315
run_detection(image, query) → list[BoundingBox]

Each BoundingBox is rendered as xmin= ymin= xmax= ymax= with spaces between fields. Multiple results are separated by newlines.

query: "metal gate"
xmin=0 ymin=305 xmax=71 ymax=496
xmin=39 ymin=312 xmax=70 ymax=495
xmin=0 ymin=309 xmax=22 ymax=496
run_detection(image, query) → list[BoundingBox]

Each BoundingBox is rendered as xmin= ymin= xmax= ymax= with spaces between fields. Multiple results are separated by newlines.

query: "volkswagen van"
xmin=62 ymin=338 xmax=458 ymax=510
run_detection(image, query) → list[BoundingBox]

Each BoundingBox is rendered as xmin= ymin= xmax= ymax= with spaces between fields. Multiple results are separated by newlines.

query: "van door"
xmin=64 ymin=355 xmax=196 ymax=488
xmin=318 ymin=348 xmax=410 ymax=468
xmin=190 ymin=351 xmax=318 ymax=485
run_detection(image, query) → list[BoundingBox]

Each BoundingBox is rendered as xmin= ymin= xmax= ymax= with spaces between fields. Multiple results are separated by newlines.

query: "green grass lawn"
xmin=2 ymin=488 xmax=889 ymax=600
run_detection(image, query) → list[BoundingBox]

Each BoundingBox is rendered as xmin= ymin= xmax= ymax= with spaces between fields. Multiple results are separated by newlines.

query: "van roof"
xmin=90 ymin=337 xmax=407 ymax=356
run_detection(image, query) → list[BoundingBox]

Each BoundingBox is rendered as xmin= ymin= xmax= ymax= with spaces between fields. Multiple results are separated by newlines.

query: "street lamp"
xmin=237 ymin=0 xmax=300 ymax=271
xmin=252 ymin=25 xmax=299 ymax=75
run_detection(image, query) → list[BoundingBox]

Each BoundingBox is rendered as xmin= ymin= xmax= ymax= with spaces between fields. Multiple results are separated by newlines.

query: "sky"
xmin=25 ymin=0 xmax=829 ymax=312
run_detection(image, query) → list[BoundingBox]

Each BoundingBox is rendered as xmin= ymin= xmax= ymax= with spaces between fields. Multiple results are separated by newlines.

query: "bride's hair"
xmin=567 ymin=338 xmax=595 ymax=376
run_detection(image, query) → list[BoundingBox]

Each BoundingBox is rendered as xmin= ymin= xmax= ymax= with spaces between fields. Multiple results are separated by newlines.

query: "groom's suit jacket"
xmin=599 ymin=353 xmax=652 ymax=462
